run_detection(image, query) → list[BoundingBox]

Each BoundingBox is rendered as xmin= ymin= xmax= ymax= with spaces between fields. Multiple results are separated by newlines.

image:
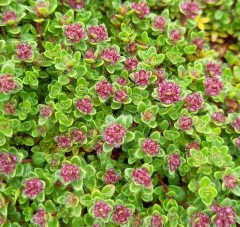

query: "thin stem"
xmin=36 ymin=22 xmax=44 ymax=52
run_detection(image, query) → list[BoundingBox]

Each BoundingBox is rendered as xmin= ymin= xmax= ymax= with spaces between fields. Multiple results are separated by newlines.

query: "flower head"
xmin=125 ymin=57 xmax=139 ymax=71
xmin=88 ymin=25 xmax=108 ymax=43
xmin=206 ymin=62 xmax=222 ymax=77
xmin=168 ymin=153 xmax=181 ymax=172
xmin=55 ymin=134 xmax=72 ymax=148
xmin=142 ymin=138 xmax=160 ymax=156
xmin=23 ymin=178 xmax=43 ymax=199
xmin=34 ymin=1 xmax=49 ymax=18
xmin=114 ymin=90 xmax=128 ymax=103
xmin=211 ymin=111 xmax=226 ymax=123
xmin=204 ymin=76 xmax=223 ymax=96
xmin=94 ymin=201 xmax=111 ymax=219
xmin=223 ymin=175 xmax=237 ymax=190
xmin=76 ymin=98 xmax=93 ymax=114
xmin=0 ymin=153 xmax=18 ymax=175
xmin=127 ymin=42 xmax=137 ymax=55
xmin=154 ymin=68 xmax=165 ymax=84
xmin=116 ymin=77 xmax=128 ymax=86
xmin=186 ymin=141 xmax=200 ymax=156
xmin=3 ymin=102 xmax=16 ymax=115
xmin=190 ymin=212 xmax=210 ymax=227
xmin=232 ymin=117 xmax=240 ymax=131
xmin=185 ymin=93 xmax=203 ymax=112
xmin=150 ymin=215 xmax=163 ymax=227
xmin=96 ymin=80 xmax=113 ymax=99
xmin=113 ymin=205 xmax=131 ymax=225
xmin=60 ymin=164 xmax=80 ymax=183
xmin=65 ymin=23 xmax=85 ymax=42
xmin=1 ymin=11 xmax=18 ymax=25
xmin=16 ymin=43 xmax=32 ymax=60
xmin=132 ymin=167 xmax=152 ymax=188
xmin=181 ymin=1 xmax=200 ymax=19
xmin=95 ymin=140 xmax=104 ymax=154
xmin=132 ymin=1 xmax=150 ymax=18
xmin=103 ymin=168 xmax=121 ymax=184
xmin=0 ymin=74 xmax=17 ymax=94
xmin=192 ymin=37 xmax=205 ymax=50
xmin=71 ymin=129 xmax=85 ymax=143
xmin=134 ymin=70 xmax=150 ymax=87
xmin=169 ymin=29 xmax=182 ymax=42
xmin=153 ymin=16 xmax=167 ymax=31
xmin=32 ymin=209 xmax=47 ymax=227
xmin=179 ymin=114 xmax=193 ymax=131
xmin=101 ymin=47 xmax=120 ymax=65
xmin=84 ymin=49 xmax=96 ymax=60
xmin=66 ymin=0 xmax=85 ymax=9
xmin=39 ymin=105 xmax=53 ymax=119
xmin=158 ymin=81 xmax=181 ymax=104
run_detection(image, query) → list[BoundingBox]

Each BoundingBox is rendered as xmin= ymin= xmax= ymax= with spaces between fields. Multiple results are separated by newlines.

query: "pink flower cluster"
xmin=181 ymin=1 xmax=200 ymax=19
xmin=87 ymin=25 xmax=108 ymax=43
xmin=186 ymin=141 xmax=200 ymax=156
xmin=76 ymin=98 xmax=93 ymax=114
xmin=211 ymin=111 xmax=226 ymax=123
xmin=179 ymin=114 xmax=193 ymax=131
xmin=94 ymin=201 xmax=111 ymax=219
xmin=3 ymin=102 xmax=16 ymax=115
xmin=211 ymin=205 xmax=236 ymax=227
xmin=232 ymin=117 xmax=240 ymax=131
xmin=103 ymin=168 xmax=121 ymax=184
xmin=142 ymin=138 xmax=160 ymax=156
xmin=95 ymin=140 xmax=104 ymax=154
xmin=16 ymin=43 xmax=32 ymax=60
xmin=204 ymin=76 xmax=223 ymax=96
xmin=158 ymin=81 xmax=181 ymax=104
xmin=23 ymin=178 xmax=43 ymax=198
xmin=55 ymin=134 xmax=71 ymax=148
xmin=154 ymin=68 xmax=165 ymax=84
xmin=168 ymin=153 xmax=181 ymax=172
xmin=169 ymin=29 xmax=182 ymax=42
xmin=185 ymin=93 xmax=203 ymax=112
xmin=114 ymin=90 xmax=128 ymax=103
xmin=39 ymin=105 xmax=53 ymax=119
xmin=0 ymin=153 xmax=18 ymax=175
xmin=206 ymin=62 xmax=222 ymax=77
xmin=116 ymin=77 xmax=128 ymax=86
xmin=65 ymin=23 xmax=85 ymax=42
xmin=1 ymin=11 xmax=18 ymax=24
xmin=150 ymin=215 xmax=163 ymax=227
xmin=192 ymin=37 xmax=205 ymax=50
xmin=60 ymin=164 xmax=80 ymax=183
xmin=101 ymin=47 xmax=120 ymax=65
xmin=96 ymin=80 xmax=113 ymax=99
xmin=32 ymin=209 xmax=47 ymax=227
xmin=190 ymin=212 xmax=210 ymax=227
xmin=0 ymin=74 xmax=17 ymax=94
xmin=103 ymin=123 xmax=127 ymax=147
xmin=153 ymin=16 xmax=167 ymax=31
xmin=132 ymin=2 xmax=150 ymax=18
xmin=124 ymin=57 xmax=139 ymax=71
xmin=127 ymin=42 xmax=137 ymax=55
xmin=84 ymin=49 xmax=96 ymax=60
xmin=223 ymin=175 xmax=237 ymax=189
xmin=71 ymin=129 xmax=85 ymax=143
xmin=134 ymin=70 xmax=150 ymax=86
xmin=112 ymin=205 xmax=131 ymax=225
xmin=132 ymin=167 xmax=152 ymax=188
xmin=66 ymin=0 xmax=85 ymax=9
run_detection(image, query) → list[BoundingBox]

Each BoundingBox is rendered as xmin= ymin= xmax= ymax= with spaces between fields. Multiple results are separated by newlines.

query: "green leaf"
xmin=102 ymin=184 xmax=116 ymax=198
xmin=125 ymin=131 xmax=135 ymax=142
xmin=141 ymin=31 xmax=149 ymax=43
xmin=45 ymin=200 xmax=56 ymax=213
xmin=32 ymin=152 xmax=45 ymax=166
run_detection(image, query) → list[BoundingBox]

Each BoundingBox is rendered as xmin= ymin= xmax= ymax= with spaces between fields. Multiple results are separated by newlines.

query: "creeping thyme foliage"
xmin=0 ymin=0 xmax=240 ymax=226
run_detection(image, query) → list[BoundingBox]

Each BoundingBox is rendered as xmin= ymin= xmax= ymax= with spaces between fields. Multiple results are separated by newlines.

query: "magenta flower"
xmin=93 ymin=201 xmax=111 ymax=219
xmin=211 ymin=205 xmax=236 ymax=227
xmin=116 ymin=77 xmax=128 ymax=86
xmin=114 ymin=90 xmax=128 ymax=103
xmin=204 ymin=76 xmax=223 ymax=96
xmin=127 ymin=42 xmax=137 ymax=55
xmin=179 ymin=114 xmax=193 ymax=131
xmin=168 ymin=153 xmax=181 ymax=172
xmin=211 ymin=112 xmax=226 ymax=123
xmin=66 ymin=0 xmax=85 ymax=9
xmin=34 ymin=1 xmax=50 ymax=17
xmin=236 ymin=137 xmax=240 ymax=149
xmin=158 ymin=81 xmax=181 ymax=104
xmin=206 ymin=62 xmax=222 ymax=77
xmin=84 ymin=49 xmax=95 ymax=60
xmin=223 ymin=175 xmax=237 ymax=190
xmin=150 ymin=215 xmax=163 ymax=227
xmin=101 ymin=47 xmax=120 ymax=65
xmin=95 ymin=141 xmax=104 ymax=154
xmin=190 ymin=212 xmax=210 ymax=227
xmin=169 ymin=29 xmax=182 ymax=42
xmin=55 ymin=134 xmax=71 ymax=148
xmin=153 ymin=16 xmax=167 ymax=31
xmin=60 ymin=164 xmax=80 ymax=183
xmin=124 ymin=57 xmax=139 ymax=71
xmin=181 ymin=2 xmax=200 ymax=19
xmin=76 ymin=98 xmax=93 ymax=114
xmin=186 ymin=141 xmax=200 ymax=156
xmin=32 ymin=209 xmax=47 ymax=227
xmin=192 ymin=37 xmax=205 ymax=50
xmin=1 ymin=11 xmax=18 ymax=24
xmin=232 ymin=117 xmax=240 ymax=131
xmin=0 ymin=153 xmax=18 ymax=175
xmin=142 ymin=138 xmax=160 ymax=156
xmin=0 ymin=74 xmax=17 ymax=94
xmin=132 ymin=167 xmax=152 ymax=188
xmin=71 ymin=129 xmax=85 ymax=143
xmin=134 ymin=70 xmax=150 ymax=87
xmin=23 ymin=178 xmax=43 ymax=199
xmin=103 ymin=123 xmax=127 ymax=147
xmin=96 ymin=80 xmax=113 ymax=99
xmin=65 ymin=23 xmax=85 ymax=42
xmin=154 ymin=68 xmax=165 ymax=84
xmin=16 ymin=43 xmax=32 ymax=60
xmin=39 ymin=105 xmax=53 ymax=119
xmin=103 ymin=168 xmax=121 ymax=184
xmin=113 ymin=205 xmax=131 ymax=225
xmin=88 ymin=25 xmax=108 ymax=43
xmin=185 ymin=93 xmax=203 ymax=112
xmin=3 ymin=102 xmax=16 ymax=115
xmin=132 ymin=1 xmax=150 ymax=18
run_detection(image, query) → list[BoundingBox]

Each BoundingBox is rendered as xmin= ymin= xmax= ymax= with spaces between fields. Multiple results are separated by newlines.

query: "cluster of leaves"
xmin=0 ymin=0 xmax=240 ymax=226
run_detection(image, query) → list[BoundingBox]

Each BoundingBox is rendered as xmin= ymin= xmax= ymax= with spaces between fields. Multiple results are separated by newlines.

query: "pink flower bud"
xmin=154 ymin=68 xmax=165 ymax=84
xmin=84 ymin=49 xmax=96 ymax=60
xmin=124 ymin=57 xmax=139 ymax=71
xmin=223 ymin=175 xmax=237 ymax=190
xmin=101 ymin=47 xmax=120 ymax=65
xmin=93 ymin=201 xmax=111 ymax=219
xmin=113 ymin=205 xmax=131 ymax=225
xmin=96 ymin=80 xmax=113 ymax=99
xmin=185 ymin=93 xmax=203 ymax=112
xmin=190 ymin=212 xmax=210 ymax=227
xmin=150 ymin=215 xmax=163 ymax=227
xmin=116 ymin=77 xmax=128 ymax=86
xmin=142 ymin=138 xmax=160 ymax=156
xmin=71 ymin=129 xmax=85 ymax=143
xmin=232 ymin=117 xmax=240 ymax=131
xmin=179 ymin=114 xmax=193 ymax=131
xmin=192 ymin=37 xmax=205 ymax=50
xmin=114 ymin=90 xmax=128 ymax=103
xmin=3 ymin=102 xmax=16 ymax=115
xmin=95 ymin=140 xmax=104 ymax=154
xmin=103 ymin=168 xmax=121 ymax=184
xmin=181 ymin=2 xmax=200 ymax=19
xmin=0 ymin=74 xmax=17 ymax=94
xmin=55 ymin=134 xmax=72 ymax=148
xmin=211 ymin=111 xmax=226 ymax=123
xmin=132 ymin=167 xmax=152 ymax=188
xmin=186 ymin=141 xmax=200 ymax=156
xmin=103 ymin=123 xmax=127 ymax=147
xmin=206 ymin=62 xmax=222 ymax=77
xmin=132 ymin=2 xmax=150 ymax=18
xmin=127 ymin=42 xmax=137 ymax=55
xmin=76 ymin=98 xmax=93 ymax=114
xmin=153 ymin=16 xmax=167 ymax=31
xmin=1 ymin=11 xmax=18 ymax=25
xmin=169 ymin=29 xmax=182 ymax=42
xmin=66 ymin=0 xmax=85 ymax=9
xmin=225 ymin=98 xmax=240 ymax=113
xmin=65 ymin=23 xmax=85 ymax=43
xmin=168 ymin=153 xmax=181 ymax=172
xmin=34 ymin=1 xmax=49 ymax=17
xmin=39 ymin=105 xmax=53 ymax=119
xmin=204 ymin=76 xmax=223 ymax=96
xmin=16 ymin=43 xmax=32 ymax=60
xmin=23 ymin=178 xmax=43 ymax=199
xmin=88 ymin=25 xmax=108 ymax=43
xmin=158 ymin=81 xmax=181 ymax=104
xmin=236 ymin=137 xmax=240 ymax=149
xmin=60 ymin=164 xmax=80 ymax=183
xmin=134 ymin=70 xmax=150 ymax=86
xmin=0 ymin=153 xmax=18 ymax=175
xmin=32 ymin=209 xmax=47 ymax=227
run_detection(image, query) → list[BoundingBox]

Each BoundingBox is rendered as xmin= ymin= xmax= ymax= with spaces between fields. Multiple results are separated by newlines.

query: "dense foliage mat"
xmin=0 ymin=0 xmax=240 ymax=226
